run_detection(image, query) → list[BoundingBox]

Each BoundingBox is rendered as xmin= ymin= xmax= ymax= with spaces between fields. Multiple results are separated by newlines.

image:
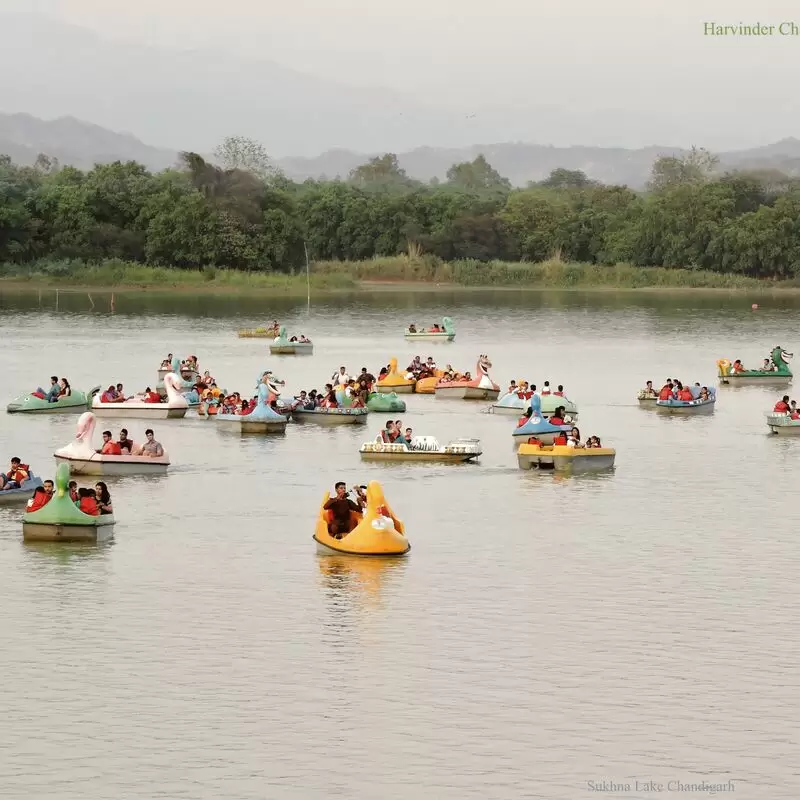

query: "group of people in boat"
xmin=406 ymin=323 xmax=445 ymax=333
xmin=730 ymin=354 xmax=784 ymax=373
xmin=403 ymin=356 xmax=439 ymax=379
xmin=96 ymin=428 xmax=164 ymax=457
xmin=641 ymin=379 xmax=712 ymax=403
xmin=26 ymin=479 xmax=113 ymax=515
xmin=526 ymin=427 xmax=603 ymax=449
xmin=288 ymin=334 xmax=311 ymax=343
xmin=773 ymin=396 xmax=800 ymax=419
xmin=31 ymin=376 xmax=72 ymax=402
xmin=159 ymin=353 xmax=200 ymax=373
xmin=379 ymin=420 xmax=413 ymax=445
xmin=507 ymin=380 xmax=567 ymax=399
xmin=517 ymin=405 xmax=574 ymax=426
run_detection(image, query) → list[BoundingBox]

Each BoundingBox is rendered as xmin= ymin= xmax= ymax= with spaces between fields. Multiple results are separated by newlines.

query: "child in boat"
xmin=0 ymin=457 xmax=30 ymax=490
xmin=541 ymin=381 xmax=551 ymax=395
xmin=408 ymin=324 xmax=417 ymax=333
xmin=160 ymin=354 xmax=173 ymax=369
xmin=549 ymin=408 xmax=566 ymax=425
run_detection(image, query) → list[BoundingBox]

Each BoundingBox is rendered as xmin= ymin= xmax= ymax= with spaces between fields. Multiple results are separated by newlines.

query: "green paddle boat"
xmin=404 ymin=317 xmax=455 ymax=341
xmin=269 ymin=325 xmax=313 ymax=355
xmin=22 ymin=463 xmax=115 ymax=543
xmin=7 ymin=385 xmax=100 ymax=414
xmin=366 ymin=392 xmax=407 ymax=413
xmin=717 ymin=346 xmax=793 ymax=385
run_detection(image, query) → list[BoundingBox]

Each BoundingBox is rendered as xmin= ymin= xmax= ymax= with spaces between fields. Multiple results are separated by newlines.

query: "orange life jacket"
xmin=26 ymin=492 xmax=50 ymax=512
xmin=527 ymin=437 xmax=542 ymax=446
xmin=658 ymin=386 xmax=672 ymax=400
xmin=517 ymin=416 xmax=529 ymax=427
xmin=774 ymin=401 xmax=789 ymax=412
xmin=9 ymin=463 xmax=30 ymax=483
xmin=79 ymin=497 xmax=100 ymax=516
xmin=678 ymin=388 xmax=693 ymax=401
xmin=554 ymin=434 xmax=568 ymax=445
xmin=101 ymin=441 xmax=122 ymax=455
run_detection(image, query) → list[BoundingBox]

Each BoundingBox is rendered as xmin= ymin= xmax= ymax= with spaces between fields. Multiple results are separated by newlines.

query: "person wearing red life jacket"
xmin=517 ymin=408 xmax=533 ymax=428
xmin=144 ymin=387 xmax=161 ymax=403
xmin=554 ymin=384 xmax=565 ymax=397
xmin=658 ymin=382 xmax=673 ymax=401
xmin=678 ymin=387 xmax=693 ymax=402
xmin=78 ymin=488 xmax=100 ymax=516
xmin=26 ymin=486 xmax=51 ymax=512
xmin=774 ymin=395 xmax=790 ymax=413
xmin=541 ymin=381 xmax=551 ymax=395
xmin=96 ymin=431 xmax=122 ymax=455
xmin=0 ymin=457 xmax=30 ymax=490
xmin=553 ymin=433 xmax=568 ymax=445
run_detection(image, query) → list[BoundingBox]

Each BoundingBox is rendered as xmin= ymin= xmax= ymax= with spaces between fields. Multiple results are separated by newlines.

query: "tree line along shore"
xmin=1 ymin=138 xmax=799 ymax=291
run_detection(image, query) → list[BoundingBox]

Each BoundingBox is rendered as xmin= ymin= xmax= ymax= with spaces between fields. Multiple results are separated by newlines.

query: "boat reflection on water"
xmin=317 ymin=554 xmax=407 ymax=608
xmin=22 ymin=539 xmax=114 ymax=566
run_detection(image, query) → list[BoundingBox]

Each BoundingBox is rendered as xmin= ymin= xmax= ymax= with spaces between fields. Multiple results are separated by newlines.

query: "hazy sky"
xmin=10 ymin=0 xmax=800 ymax=108
xmin=3 ymin=0 xmax=799 ymax=151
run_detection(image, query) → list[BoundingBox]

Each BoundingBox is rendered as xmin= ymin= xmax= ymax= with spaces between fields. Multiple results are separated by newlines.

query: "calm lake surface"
xmin=1 ymin=288 xmax=798 ymax=799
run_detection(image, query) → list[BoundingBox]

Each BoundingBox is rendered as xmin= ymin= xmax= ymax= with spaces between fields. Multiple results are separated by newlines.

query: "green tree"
xmin=445 ymin=155 xmax=511 ymax=192
xmin=648 ymin=146 xmax=719 ymax=191
xmin=348 ymin=153 xmax=417 ymax=190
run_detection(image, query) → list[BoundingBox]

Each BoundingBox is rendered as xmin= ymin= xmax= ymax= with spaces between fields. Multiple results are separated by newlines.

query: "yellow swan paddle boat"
xmin=314 ymin=481 xmax=410 ymax=556
xmin=414 ymin=369 xmax=445 ymax=394
xmin=375 ymin=357 xmax=416 ymax=394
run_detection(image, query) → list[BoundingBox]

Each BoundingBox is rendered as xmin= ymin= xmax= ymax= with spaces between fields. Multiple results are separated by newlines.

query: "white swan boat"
xmin=54 ymin=411 xmax=170 ymax=475
xmin=92 ymin=373 xmax=188 ymax=419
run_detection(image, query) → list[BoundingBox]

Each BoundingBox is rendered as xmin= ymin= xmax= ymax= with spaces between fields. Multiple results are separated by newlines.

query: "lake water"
xmin=0 ymin=287 xmax=798 ymax=799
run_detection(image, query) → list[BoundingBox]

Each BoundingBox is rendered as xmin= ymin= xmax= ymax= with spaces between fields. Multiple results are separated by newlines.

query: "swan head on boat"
xmin=55 ymin=411 xmax=97 ymax=458
xmin=163 ymin=372 xmax=189 ymax=407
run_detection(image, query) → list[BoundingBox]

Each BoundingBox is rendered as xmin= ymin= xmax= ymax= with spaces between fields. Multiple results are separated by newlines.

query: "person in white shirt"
xmin=333 ymin=366 xmax=350 ymax=386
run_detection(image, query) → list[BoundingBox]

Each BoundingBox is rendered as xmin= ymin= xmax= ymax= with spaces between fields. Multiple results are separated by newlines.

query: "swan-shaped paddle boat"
xmin=359 ymin=434 xmax=481 ymax=463
xmin=215 ymin=373 xmax=288 ymax=433
xmin=717 ymin=346 xmax=793 ymax=385
xmin=511 ymin=395 xmax=572 ymax=445
xmin=366 ymin=392 xmax=407 ymax=412
xmin=375 ymin=358 xmax=416 ymax=394
xmin=92 ymin=372 xmax=189 ymax=419
xmin=269 ymin=325 xmax=314 ymax=355
xmin=656 ymin=386 xmax=716 ymax=415
xmin=435 ymin=355 xmax=501 ymax=400
xmin=404 ymin=317 xmax=456 ymax=341
xmin=22 ymin=463 xmax=115 ymax=543
xmin=0 ymin=470 xmax=44 ymax=504
xmin=7 ymin=385 xmax=100 ymax=414
xmin=314 ymin=481 xmax=409 ymax=556
xmin=54 ymin=412 xmax=170 ymax=475
xmin=491 ymin=387 xmax=578 ymax=418
xmin=517 ymin=442 xmax=616 ymax=472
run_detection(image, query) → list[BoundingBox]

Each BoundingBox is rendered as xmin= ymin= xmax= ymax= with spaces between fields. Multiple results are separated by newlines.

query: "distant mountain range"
xmin=3 ymin=111 xmax=800 ymax=189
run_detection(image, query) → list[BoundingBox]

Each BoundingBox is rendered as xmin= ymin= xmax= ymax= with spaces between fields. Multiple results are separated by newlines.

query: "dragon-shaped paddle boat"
xmin=366 ymin=392 xmax=407 ymax=412
xmin=92 ymin=373 xmax=189 ymax=419
xmin=7 ymin=384 xmax=100 ymax=414
xmin=22 ymin=463 xmax=115 ymax=543
xmin=656 ymin=387 xmax=716 ymax=415
xmin=359 ymin=434 xmax=481 ymax=463
xmin=314 ymin=481 xmax=409 ymax=556
xmin=215 ymin=373 xmax=288 ymax=434
xmin=404 ymin=317 xmax=456 ymax=341
xmin=269 ymin=326 xmax=313 ymax=355
xmin=717 ymin=346 xmax=793 ymax=386
xmin=375 ymin=358 xmax=416 ymax=394
xmin=435 ymin=355 xmax=500 ymax=400
xmin=491 ymin=389 xmax=578 ymax=418
xmin=54 ymin=412 xmax=170 ymax=476
xmin=765 ymin=412 xmax=800 ymax=435
xmin=0 ymin=470 xmax=44 ymax=504
xmin=237 ymin=323 xmax=280 ymax=339
xmin=517 ymin=442 xmax=616 ymax=473
xmin=511 ymin=395 xmax=572 ymax=445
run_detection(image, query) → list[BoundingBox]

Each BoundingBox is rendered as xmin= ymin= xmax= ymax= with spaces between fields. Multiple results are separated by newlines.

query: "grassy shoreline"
xmin=1 ymin=257 xmax=797 ymax=295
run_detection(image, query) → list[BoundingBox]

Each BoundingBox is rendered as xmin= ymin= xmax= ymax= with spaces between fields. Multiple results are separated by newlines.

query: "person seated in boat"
xmin=97 ymin=430 xmax=122 ymax=455
xmin=0 ymin=457 xmax=30 ymax=490
xmin=518 ymin=382 xmax=534 ymax=399
xmin=526 ymin=436 xmax=543 ymax=446
xmin=40 ymin=375 xmax=60 ymax=403
xmin=677 ymin=385 xmax=693 ymax=402
xmin=185 ymin=355 xmax=198 ymax=371
xmin=761 ymin=358 xmax=776 ymax=372
xmin=68 ymin=480 xmax=79 ymax=503
xmin=43 ymin=479 xmax=54 ymax=498
xmin=333 ymin=367 xmax=350 ymax=386
xmin=430 ymin=323 xmax=440 ymax=331
xmin=298 ymin=334 xmax=311 ymax=343
xmin=118 ymin=429 xmax=134 ymax=454
xmin=699 ymin=387 xmax=711 ymax=402
xmin=404 ymin=427 xmax=413 ymax=444
xmin=774 ymin=395 xmax=791 ymax=413
xmin=142 ymin=429 xmax=164 ymax=458
xmin=378 ymin=365 xmax=390 ymax=380
xmin=100 ymin=385 xmax=118 ymax=403
xmin=350 ymin=392 xmax=365 ymax=409
xmin=791 ymin=403 xmax=800 ymax=420
xmin=407 ymin=356 xmax=422 ymax=374
xmin=201 ymin=370 xmax=214 ymax=385
xmin=351 ymin=485 xmax=368 ymax=505
xmin=59 ymin=377 xmax=72 ymax=397
xmin=541 ymin=381 xmax=551 ymax=396
xmin=425 ymin=356 xmax=437 ymax=371
xmin=732 ymin=359 xmax=745 ymax=373
xmin=95 ymin=482 xmax=113 ymax=515
xmin=553 ymin=432 xmax=568 ymax=445
xmin=143 ymin=386 xmax=161 ymax=403
xmin=567 ymin=427 xmax=583 ymax=448
xmin=658 ymin=381 xmax=674 ymax=401
xmin=115 ymin=383 xmax=126 ymax=401
xmin=78 ymin=487 xmax=100 ymax=516
xmin=507 ymin=380 xmax=518 ymax=394
xmin=160 ymin=353 xmax=173 ymax=369
xmin=554 ymin=384 xmax=565 ymax=397
xmin=359 ymin=367 xmax=375 ymax=387
xmin=517 ymin=407 xmax=533 ymax=427
xmin=461 ymin=371 xmax=471 ymax=382
xmin=289 ymin=335 xmax=298 ymax=342
xmin=641 ymin=380 xmax=657 ymax=398
xmin=26 ymin=486 xmax=51 ymax=512
xmin=549 ymin=407 xmax=567 ymax=426
xmin=324 ymin=482 xmax=366 ymax=538
xmin=321 ymin=384 xmax=339 ymax=408
xmin=380 ymin=421 xmax=395 ymax=443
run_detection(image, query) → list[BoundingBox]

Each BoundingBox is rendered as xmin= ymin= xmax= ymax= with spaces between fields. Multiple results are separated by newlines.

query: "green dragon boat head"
xmin=771 ymin=345 xmax=793 ymax=373
xmin=442 ymin=317 xmax=455 ymax=336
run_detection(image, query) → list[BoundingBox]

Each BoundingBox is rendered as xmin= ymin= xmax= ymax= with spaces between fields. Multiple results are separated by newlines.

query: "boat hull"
xmin=6 ymin=391 xmax=95 ymax=414
xmin=375 ymin=383 xmax=415 ymax=394
xmin=360 ymin=451 xmax=479 ymax=463
xmin=54 ymin=455 xmax=169 ymax=476
xmin=269 ymin=343 xmax=314 ymax=355
xmin=91 ymin=404 xmax=188 ymax=419
xmin=720 ymin=374 xmax=792 ymax=386
xmin=313 ymin=535 xmax=410 ymax=557
xmin=0 ymin=478 xmax=43 ymax=504
xmin=436 ymin=385 xmax=500 ymax=400
xmin=23 ymin=518 xmax=115 ymax=543
xmin=403 ymin=333 xmax=454 ymax=342
xmin=293 ymin=410 xmax=368 ymax=425
xmin=518 ymin=451 xmax=616 ymax=471
xmin=638 ymin=397 xmax=658 ymax=406
xmin=656 ymin=400 xmax=715 ymax=415
xmin=215 ymin=416 xmax=287 ymax=433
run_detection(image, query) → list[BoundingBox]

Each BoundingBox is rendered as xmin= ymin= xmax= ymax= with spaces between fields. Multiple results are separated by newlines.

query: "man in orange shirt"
xmin=97 ymin=431 xmax=122 ymax=455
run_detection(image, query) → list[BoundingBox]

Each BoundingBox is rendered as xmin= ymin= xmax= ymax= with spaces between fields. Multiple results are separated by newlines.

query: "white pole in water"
xmin=304 ymin=241 xmax=311 ymax=314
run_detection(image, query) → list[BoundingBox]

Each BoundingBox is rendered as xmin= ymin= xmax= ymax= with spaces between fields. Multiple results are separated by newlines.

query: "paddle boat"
xmin=656 ymin=387 xmax=716 ymax=415
xmin=0 ymin=472 xmax=44 ymax=504
xmin=404 ymin=317 xmax=455 ymax=341
xmin=637 ymin=386 xmax=658 ymax=406
xmin=360 ymin=434 xmax=481 ymax=463
xmin=517 ymin=442 xmax=616 ymax=472
xmin=22 ymin=464 xmax=115 ymax=543
xmin=414 ymin=369 xmax=446 ymax=394
xmin=7 ymin=384 xmax=100 ymax=414
xmin=766 ymin=413 xmax=800 ymax=435
xmin=313 ymin=481 xmax=409 ymax=556
xmin=92 ymin=373 xmax=189 ymax=419
xmin=375 ymin=358 xmax=416 ymax=394
xmin=366 ymin=392 xmax=407 ymax=412
xmin=491 ymin=387 xmax=578 ymax=418
xmin=237 ymin=323 xmax=280 ymax=338
xmin=435 ymin=355 xmax=500 ymax=400
xmin=214 ymin=373 xmax=288 ymax=434
xmin=54 ymin=412 xmax=170 ymax=475
xmin=269 ymin=326 xmax=313 ymax=355
xmin=717 ymin=346 xmax=793 ymax=385
xmin=511 ymin=395 xmax=572 ymax=445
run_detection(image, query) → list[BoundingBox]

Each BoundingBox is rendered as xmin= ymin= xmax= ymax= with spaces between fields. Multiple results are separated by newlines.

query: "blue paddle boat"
xmin=511 ymin=395 xmax=573 ymax=445
xmin=214 ymin=373 xmax=288 ymax=434
xmin=0 ymin=472 xmax=44 ymax=504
